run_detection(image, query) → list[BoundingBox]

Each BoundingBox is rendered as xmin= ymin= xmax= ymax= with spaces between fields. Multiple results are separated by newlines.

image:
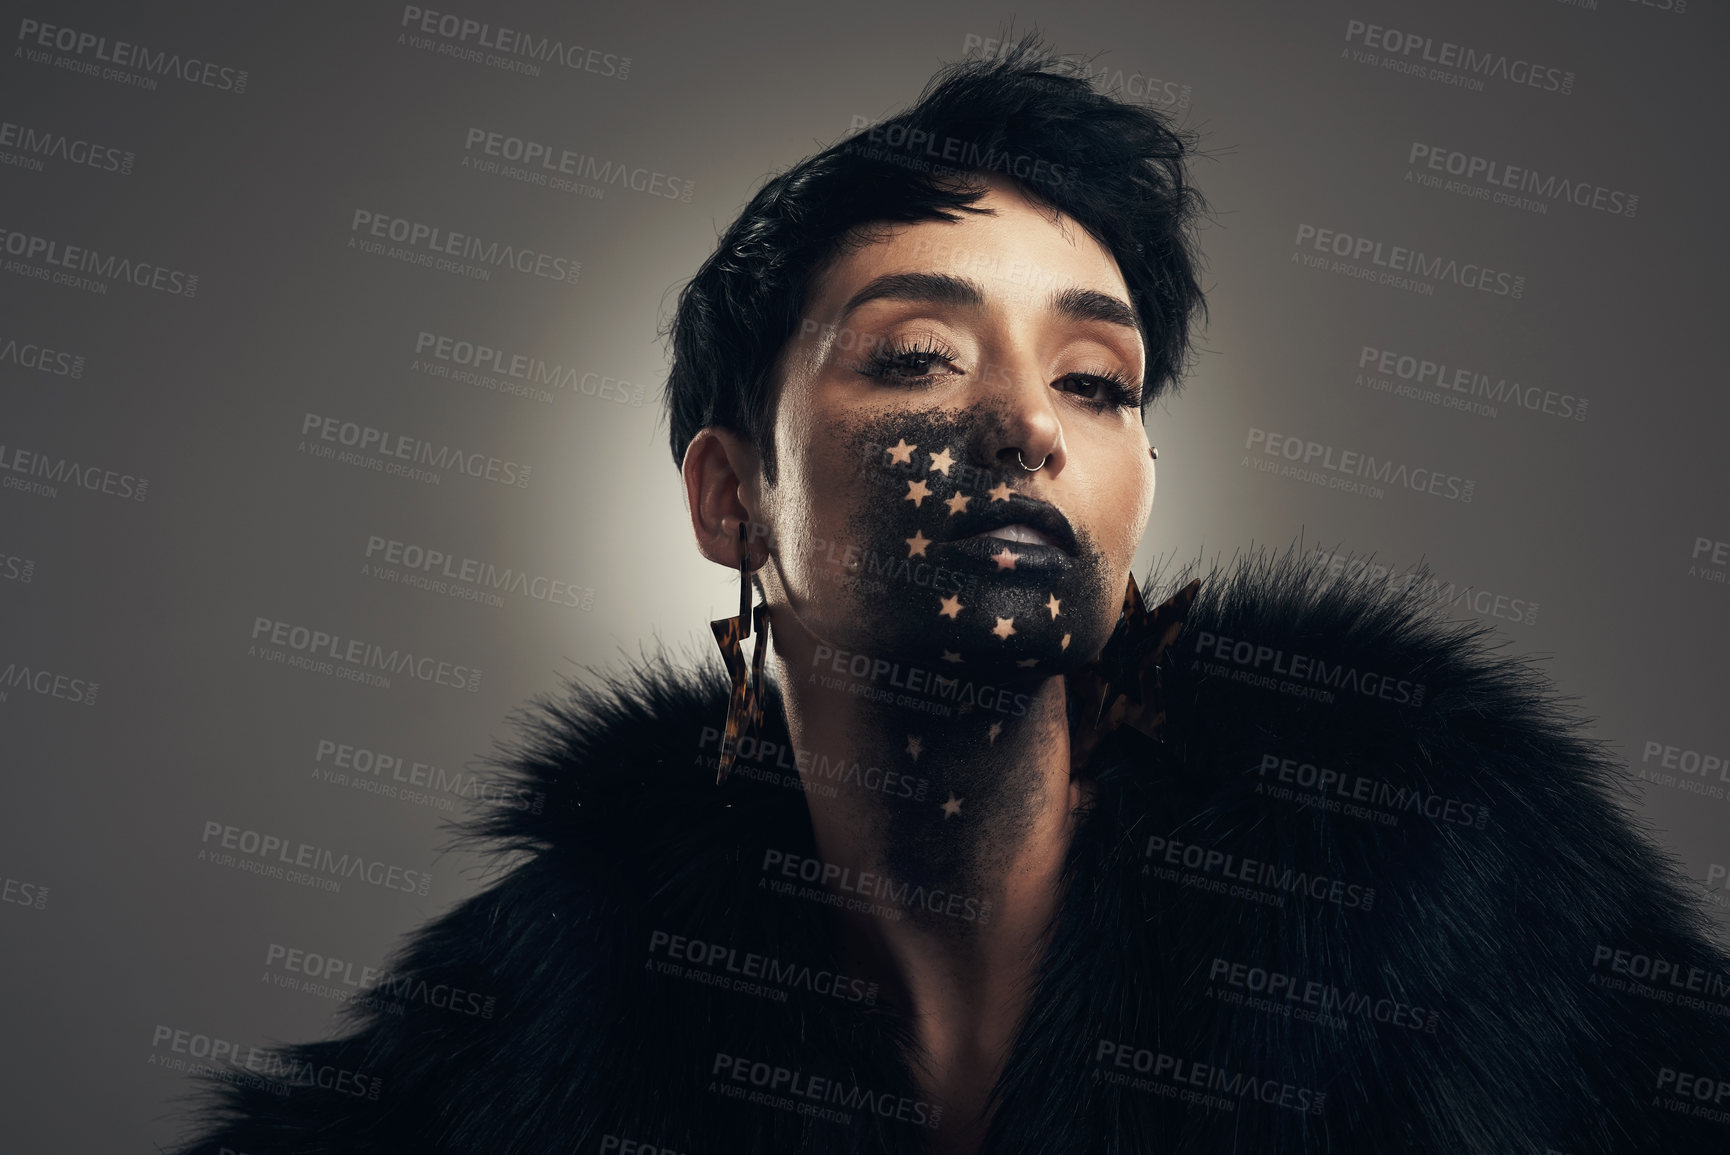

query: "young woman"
xmin=176 ymin=38 xmax=1730 ymax=1155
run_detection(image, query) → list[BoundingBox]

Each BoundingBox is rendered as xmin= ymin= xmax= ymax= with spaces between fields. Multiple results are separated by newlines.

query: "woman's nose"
xmin=975 ymin=354 xmax=1066 ymax=477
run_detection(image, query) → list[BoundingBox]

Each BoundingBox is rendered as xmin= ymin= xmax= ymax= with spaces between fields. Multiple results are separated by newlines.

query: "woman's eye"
xmin=886 ymin=352 xmax=948 ymax=377
xmin=857 ymin=341 xmax=962 ymax=384
xmin=1058 ymin=371 xmax=1143 ymax=410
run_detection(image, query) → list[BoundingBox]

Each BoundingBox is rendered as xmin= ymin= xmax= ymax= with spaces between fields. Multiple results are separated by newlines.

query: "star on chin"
xmin=905 ymin=529 xmax=931 ymax=557
xmin=941 ymin=792 xmax=964 ymax=819
xmin=939 ymin=595 xmax=964 ymax=619
xmin=887 ymin=438 xmax=917 ymax=465
xmin=992 ymin=616 xmax=1016 ymax=640
xmin=1046 ymin=593 xmax=1062 ymax=619
xmin=905 ymin=479 xmax=931 ymax=506
xmin=992 ymin=548 xmax=1020 ymax=571
xmin=926 ymin=447 xmax=955 ymax=476
xmin=987 ymin=480 xmax=1014 ymax=503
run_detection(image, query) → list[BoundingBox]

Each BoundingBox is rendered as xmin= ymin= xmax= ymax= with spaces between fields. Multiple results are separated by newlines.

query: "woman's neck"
xmin=770 ymin=625 xmax=1089 ymax=1152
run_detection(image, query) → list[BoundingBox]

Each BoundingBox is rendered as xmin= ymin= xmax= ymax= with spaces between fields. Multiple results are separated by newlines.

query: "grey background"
xmin=0 ymin=0 xmax=1725 ymax=1150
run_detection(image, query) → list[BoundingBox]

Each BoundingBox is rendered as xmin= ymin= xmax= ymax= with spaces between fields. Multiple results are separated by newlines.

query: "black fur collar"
xmin=177 ymin=549 xmax=1730 ymax=1154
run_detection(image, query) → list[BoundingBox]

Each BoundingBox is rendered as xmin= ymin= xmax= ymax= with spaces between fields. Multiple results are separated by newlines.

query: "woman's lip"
xmin=963 ymin=523 xmax=1060 ymax=549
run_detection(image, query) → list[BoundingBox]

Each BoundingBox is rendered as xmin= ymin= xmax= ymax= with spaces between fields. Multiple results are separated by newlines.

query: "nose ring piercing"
xmin=1016 ymin=450 xmax=1047 ymax=472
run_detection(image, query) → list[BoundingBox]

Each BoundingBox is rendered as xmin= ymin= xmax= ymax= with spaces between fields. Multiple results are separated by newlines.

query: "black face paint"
xmin=827 ymin=404 xmax=1116 ymax=683
xmin=779 ymin=405 xmax=1129 ymax=936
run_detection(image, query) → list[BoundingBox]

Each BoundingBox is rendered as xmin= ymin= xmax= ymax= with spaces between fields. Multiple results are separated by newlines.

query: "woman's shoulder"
xmin=1096 ymin=545 xmax=1730 ymax=1150
xmin=169 ymin=658 xmax=766 ymax=1153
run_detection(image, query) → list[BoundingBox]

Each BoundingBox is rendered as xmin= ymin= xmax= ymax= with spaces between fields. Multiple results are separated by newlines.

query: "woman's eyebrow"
xmin=1049 ymin=285 xmax=1143 ymax=341
xmin=840 ymin=271 xmax=985 ymax=319
xmin=838 ymin=271 xmax=1143 ymax=343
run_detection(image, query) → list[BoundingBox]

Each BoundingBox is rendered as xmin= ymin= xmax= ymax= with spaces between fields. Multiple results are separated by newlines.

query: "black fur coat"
xmin=171 ymin=551 xmax=1730 ymax=1153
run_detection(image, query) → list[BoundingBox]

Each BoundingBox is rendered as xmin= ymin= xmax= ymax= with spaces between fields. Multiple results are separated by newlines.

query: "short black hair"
xmin=663 ymin=33 xmax=1209 ymax=481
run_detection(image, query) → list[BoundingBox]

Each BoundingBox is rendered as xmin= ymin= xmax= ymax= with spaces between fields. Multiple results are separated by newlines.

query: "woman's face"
xmin=753 ymin=176 xmax=1157 ymax=679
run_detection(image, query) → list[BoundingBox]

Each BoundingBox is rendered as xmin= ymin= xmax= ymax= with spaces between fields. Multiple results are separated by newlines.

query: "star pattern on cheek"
xmin=987 ymin=721 xmax=1002 ymax=743
xmin=905 ymin=530 xmax=930 ymax=557
xmin=906 ymin=735 xmax=923 ymax=761
xmin=941 ymin=792 xmax=964 ymax=819
xmin=992 ymin=548 xmax=1020 ymax=571
xmin=987 ymin=480 xmax=1014 ymax=503
xmin=992 ymin=616 xmax=1017 ymax=640
xmin=940 ymin=650 xmax=962 ymax=664
xmin=945 ymin=492 xmax=970 ymax=516
xmin=926 ymin=447 xmax=955 ymax=476
xmin=905 ymin=479 xmax=931 ymax=507
xmin=887 ymin=439 xmax=917 ymax=466
xmin=1047 ymin=593 xmax=1062 ymax=619
xmin=938 ymin=595 xmax=964 ymax=620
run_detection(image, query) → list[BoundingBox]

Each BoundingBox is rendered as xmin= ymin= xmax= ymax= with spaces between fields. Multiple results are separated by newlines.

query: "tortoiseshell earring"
xmin=1068 ymin=572 xmax=1200 ymax=771
xmin=710 ymin=520 xmax=772 ymax=786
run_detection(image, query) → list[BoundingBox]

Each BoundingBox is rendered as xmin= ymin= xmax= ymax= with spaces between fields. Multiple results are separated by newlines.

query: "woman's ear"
xmin=681 ymin=427 xmax=766 ymax=568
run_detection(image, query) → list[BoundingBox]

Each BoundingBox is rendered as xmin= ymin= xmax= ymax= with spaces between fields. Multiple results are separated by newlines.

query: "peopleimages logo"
xmin=149 ymin=1025 xmax=379 ymax=1099
xmin=1144 ymin=834 xmax=1378 ymax=911
xmin=1407 ymin=143 xmax=1636 ymax=218
xmin=1244 ymin=427 xmax=1475 ymax=505
xmin=15 ymin=17 xmax=250 ymax=92
xmin=0 ymin=334 xmax=85 ymax=378
xmin=1357 ymin=344 xmax=1586 ymax=423
xmin=398 ymin=6 xmax=629 ymax=79
xmin=1343 ymin=19 xmax=1575 ymax=95
xmin=845 ymin=116 xmax=1067 ymax=189
xmin=199 ymin=820 xmax=433 ymax=896
xmin=1094 ymin=1039 xmax=1326 ymax=1115
xmin=0 ymin=226 xmax=197 ymax=296
xmin=411 ymin=329 xmax=646 ymax=407
xmin=960 ymin=35 xmax=1192 ymax=109
xmin=248 ymin=616 xmax=482 ymax=693
xmin=348 ymin=210 xmax=580 ymax=285
xmin=648 ymin=929 xmax=880 ymax=1005
xmin=1306 ymin=551 xmax=1540 ymax=630
xmin=0 ymin=442 xmax=148 ymax=502
xmin=299 ymin=412 xmax=532 ymax=489
xmin=1293 ymin=223 xmax=1524 ymax=299
xmin=1192 ymin=621 xmax=1428 ymax=707
xmin=0 ymin=660 xmax=99 ymax=706
xmin=462 ymin=128 xmax=693 ymax=202
xmin=363 ymin=534 xmax=593 ymax=609
xmin=265 ymin=942 xmax=498 ymax=1018
xmin=0 ymin=118 xmax=134 ymax=175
